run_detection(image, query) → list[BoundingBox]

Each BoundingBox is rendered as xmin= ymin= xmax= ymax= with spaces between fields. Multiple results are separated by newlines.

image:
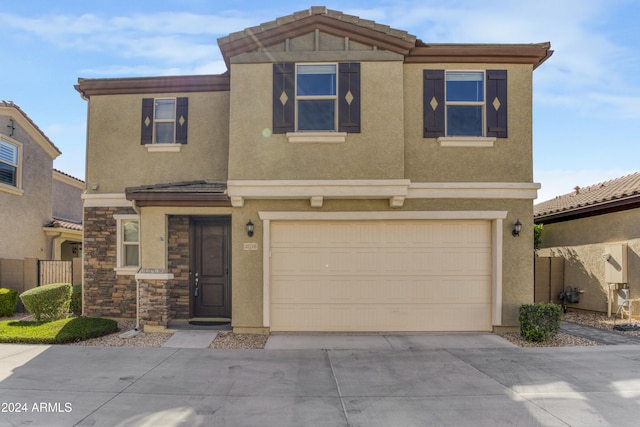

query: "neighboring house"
xmin=535 ymin=172 xmax=640 ymax=316
xmin=75 ymin=7 xmax=552 ymax=333
xmin=0 ymin=101 xmax=83 ymax=294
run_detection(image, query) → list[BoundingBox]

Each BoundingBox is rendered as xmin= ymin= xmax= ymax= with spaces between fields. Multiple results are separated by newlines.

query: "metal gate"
xmin=38 ymin=260 xmax=73 ymax=286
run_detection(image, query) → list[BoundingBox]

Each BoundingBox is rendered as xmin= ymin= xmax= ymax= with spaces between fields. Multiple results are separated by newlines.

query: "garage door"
xmin=270 ymin=220 xmax=492 ymax=332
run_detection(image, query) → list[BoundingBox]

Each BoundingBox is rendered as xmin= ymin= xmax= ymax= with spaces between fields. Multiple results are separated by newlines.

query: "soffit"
xmin=75 ymin=74 xmax=230 ymax=98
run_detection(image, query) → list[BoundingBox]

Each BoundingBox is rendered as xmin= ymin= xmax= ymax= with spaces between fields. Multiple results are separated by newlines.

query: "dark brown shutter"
xmin=176 ymin=97 xmax=188 ymax=144
xmin=486 ymin=70 xmax=507 ymax=138
xmin=273 ymin=63 xmax=295 ymax=133
xmin=423 ymin=70 xmax=445 ymax=138
xmin=338 ymin=62 xmax=361 ymax=133
xmin=141 ymin=98 xmax=154 ymax=145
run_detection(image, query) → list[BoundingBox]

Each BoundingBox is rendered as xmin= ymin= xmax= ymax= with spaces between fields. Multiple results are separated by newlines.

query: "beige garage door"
xmin=270 ymin=220 xmax=492 ymax=332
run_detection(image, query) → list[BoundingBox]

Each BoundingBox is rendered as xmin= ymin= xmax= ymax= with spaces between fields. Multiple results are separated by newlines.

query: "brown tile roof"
xmin=126 ymin=181 xmax=227 ymax=194
xmin=125 ymin=181 xmax=230 ymax=207
xmin=53 ymin=168 xmax=85 ymax=184
xmin=45 ymin=218 xmax=83 ymax=231
xmin=0 ymin=100 xmax=62 ymax=155
xmin=534 ymin=172 xmax=640 ymax=220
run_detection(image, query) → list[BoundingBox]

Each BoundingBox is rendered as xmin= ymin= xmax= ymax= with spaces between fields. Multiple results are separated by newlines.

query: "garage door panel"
xmin=270 ymin=220 xmax=492 ymax=332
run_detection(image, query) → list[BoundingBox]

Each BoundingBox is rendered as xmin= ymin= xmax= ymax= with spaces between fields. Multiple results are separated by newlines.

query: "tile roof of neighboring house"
xmin=0 ymin=100 xmax=62 ymax=156
xmin=45 ymin=218 xmax=83 ymax=231
xmin=534 ymin=172 xmax=640 ymax=222
xmin=53 ymin=168 xmax=85 ymax=184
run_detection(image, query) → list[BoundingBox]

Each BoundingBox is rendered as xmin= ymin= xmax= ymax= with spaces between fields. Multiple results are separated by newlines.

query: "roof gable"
xmin=217 ymin=7 xmax=417 ymax=66
xmin=0 ymin=101 xmax=61 ymax=159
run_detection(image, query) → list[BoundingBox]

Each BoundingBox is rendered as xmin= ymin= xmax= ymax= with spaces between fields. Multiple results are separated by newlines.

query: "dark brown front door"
xmin=192 ymin=217 xmax=231 ymax=318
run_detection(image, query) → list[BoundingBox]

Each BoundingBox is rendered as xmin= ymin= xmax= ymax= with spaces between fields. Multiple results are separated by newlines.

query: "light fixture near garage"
xmin=246 ymin=220 xmax=254 ymax=237
xmin=512 ymin=219 xmax=522 ymax=237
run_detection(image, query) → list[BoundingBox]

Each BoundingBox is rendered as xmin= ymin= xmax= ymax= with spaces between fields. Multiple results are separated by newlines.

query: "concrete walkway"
xmin=561 ymin=321 xmax=640 ymax=345
xmin=2 ymin=338 xmax=640 ymax=426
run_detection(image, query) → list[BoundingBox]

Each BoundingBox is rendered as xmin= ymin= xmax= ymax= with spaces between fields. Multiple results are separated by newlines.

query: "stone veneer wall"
xmin=168 ymin=215 xmax=190 ymax=319
xmin=83 ymin=206 xmax=137 ymax=318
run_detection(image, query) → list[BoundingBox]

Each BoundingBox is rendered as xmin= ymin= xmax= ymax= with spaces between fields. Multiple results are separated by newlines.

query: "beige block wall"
xmin=85 ymin=92 xmax=230 ymax=194
xmin=228 ymin=61 xmax=406 ymax=180
xmin=403 ymin=63 xmax=534 ymax=183
xmin=538 ymin=209 xmax=640 ymax=314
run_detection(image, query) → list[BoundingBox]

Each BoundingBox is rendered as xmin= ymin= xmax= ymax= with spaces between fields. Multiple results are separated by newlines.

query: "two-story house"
xmin=0 ymin=101 xmax=84 ymax=296
xmin=75 ymin=7 xmax=552 ymax=333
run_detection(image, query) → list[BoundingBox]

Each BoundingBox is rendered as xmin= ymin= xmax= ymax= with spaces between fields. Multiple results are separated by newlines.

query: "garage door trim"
xmin=259 ymin=210 xmax=507 ymax=330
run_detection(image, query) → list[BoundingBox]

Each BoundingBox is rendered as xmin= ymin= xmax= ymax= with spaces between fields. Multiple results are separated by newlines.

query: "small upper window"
xmin=0 ymin=139 xmax=19 ymax=187
xmin=446 ymin=71 xmax=484 ymax=136
xmin=296 ymin=64 xmax=337 ymax=131
xmin=154 ymin=98 xmax=176 ymax=143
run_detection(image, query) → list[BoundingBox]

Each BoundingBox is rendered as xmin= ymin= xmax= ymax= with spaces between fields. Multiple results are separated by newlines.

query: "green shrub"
xmin=20 ymin=283 xmax=73 ymax=322
xmin=70 ymin=284 xmax=82 ymax=316
xmin=0 ymin=288 xmax=19 ymax=317
xmin=0 ymin=317 xmax=118 ymax=344
xmin=519 ymin=303 xmax=562 ymax=342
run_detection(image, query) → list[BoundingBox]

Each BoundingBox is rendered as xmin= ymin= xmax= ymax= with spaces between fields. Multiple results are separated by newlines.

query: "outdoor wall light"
xmin=246 ymin=220 xmax=254 ymax=237
xmin=512 ymin=219 xmax=522 ymax=237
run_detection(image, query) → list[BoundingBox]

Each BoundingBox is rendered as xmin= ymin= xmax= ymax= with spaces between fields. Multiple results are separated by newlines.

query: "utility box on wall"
xmin=604 ymin=243 xmax=627 ymax=284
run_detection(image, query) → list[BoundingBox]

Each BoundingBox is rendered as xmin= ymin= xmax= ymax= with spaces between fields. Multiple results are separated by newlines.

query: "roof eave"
xmin=535 ymin=194 xmax=640 ymax=224
xmin=75 ymin=74 xmax=230 ymax=98
xmin=406 ymin=44 xmax=553 ymax=68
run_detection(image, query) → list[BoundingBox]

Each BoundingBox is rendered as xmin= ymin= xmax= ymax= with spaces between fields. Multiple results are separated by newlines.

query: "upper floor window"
xmin=424 ymin=69 xmax=507 ymax=139
xmin=273 ymin=62 xmax=360 ymax=135
xmin=0 ymin=138 xmax=19 ymax=188
xmin=446 ymin=71 xmax=484 ymax=137
xmin=141 ymin=97 xmax=188 ymax=145
xmin=296 ymin=64 xmax=337 ymax=131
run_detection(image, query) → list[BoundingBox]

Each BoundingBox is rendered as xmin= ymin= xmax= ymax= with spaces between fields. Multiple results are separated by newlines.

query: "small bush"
xmin=70 ymin=284 xmax=82 ymax=316
xmin=20 ymin=283 xmax=73 ymax=322
xmin=519 ymin=303 xmax=562 ymax=342
xmin=0 ymin=317 xmax=118 ymax=344
xmin=0 ymin=288 xmax=19 ymax=317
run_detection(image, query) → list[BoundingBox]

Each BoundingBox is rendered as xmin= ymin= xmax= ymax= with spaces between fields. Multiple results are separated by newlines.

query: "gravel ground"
xmin=4 ymin=310 xmax=638 ymax=349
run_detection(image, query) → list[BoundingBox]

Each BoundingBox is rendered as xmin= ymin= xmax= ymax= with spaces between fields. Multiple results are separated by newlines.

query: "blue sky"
xmin=1 ymin=0 xmax=639 ymax=202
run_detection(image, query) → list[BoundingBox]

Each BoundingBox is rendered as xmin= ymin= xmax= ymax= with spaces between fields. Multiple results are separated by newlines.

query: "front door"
xmin=192 ymin=217 xmax=231 ymax=318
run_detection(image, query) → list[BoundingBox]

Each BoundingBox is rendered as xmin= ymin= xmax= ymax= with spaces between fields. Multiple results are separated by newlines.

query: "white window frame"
xmin=445 ymin=70 xmax=486 ymax=137
xmin=295 ymin=63 xmax=338 ymax=132
xmin=114 ymin=214 xmax=140 ymax=275
xmin=153 ymin=98 xmax=177 ymax=144
xmin=0 ymin=137 xmax=23 ymax=196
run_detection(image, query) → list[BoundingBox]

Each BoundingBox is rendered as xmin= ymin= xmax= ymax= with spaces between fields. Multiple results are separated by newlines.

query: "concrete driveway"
xmin=1 ymin=334 xmax=639 ymax=426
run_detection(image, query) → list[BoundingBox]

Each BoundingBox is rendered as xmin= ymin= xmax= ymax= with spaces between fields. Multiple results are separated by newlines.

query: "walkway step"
xmin=163 ymin=330 xmax=218 ymax=348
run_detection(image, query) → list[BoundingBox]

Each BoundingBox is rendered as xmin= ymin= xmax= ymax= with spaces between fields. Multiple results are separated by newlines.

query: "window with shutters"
xmin=273 ymin=62 xmax=360 ymax=143
xmin=0 ymin=138 xmax=21 ymax=193
xmin=141 ymin=97 xmax=188 ymax=151
xmin=424 ymin=69 xmax=507 ymax=146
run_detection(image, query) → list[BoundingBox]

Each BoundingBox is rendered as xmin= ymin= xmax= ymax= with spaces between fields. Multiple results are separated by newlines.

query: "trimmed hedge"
xmin=20 ymin=283 xmax=72 ymax=322
xmin=519 ymin=303 xmax=562 ymax=342
xmin=70 ymin=284 xmax=82 ymax=316
xmin=0 ymin=288 xmax=19 ymax=317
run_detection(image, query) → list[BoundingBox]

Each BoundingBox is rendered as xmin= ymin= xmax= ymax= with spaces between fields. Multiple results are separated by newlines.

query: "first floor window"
xmin=0 ymin=139 xmax=19 ymax=187
xmin=122 ymin=220 xmax=139 ymax=266
xmin=114 ymin=214 xmax=140 ymax=271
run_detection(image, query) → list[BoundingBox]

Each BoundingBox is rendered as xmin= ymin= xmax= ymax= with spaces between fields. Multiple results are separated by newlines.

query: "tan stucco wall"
xmin=228 ymin=61 xmax=406 ymax=180
xmin=538 ymin=209 xmax=640 ymax=314
xmin=136 ymin=198 xmax=533 ymax=330
xmin=404 ymin=63 xmax=534 ymax=183
xmin=0 ymin=123 xmax=53 ymax=260
xmin=52 ymin=174 xmax=84 ymax=222
xmin=85 ymin=92 xmax=229 ymax=194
